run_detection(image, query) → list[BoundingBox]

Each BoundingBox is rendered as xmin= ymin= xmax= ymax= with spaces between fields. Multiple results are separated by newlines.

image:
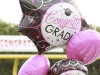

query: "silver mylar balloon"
xmin=48 ymin=59 xmax=88 ymax=75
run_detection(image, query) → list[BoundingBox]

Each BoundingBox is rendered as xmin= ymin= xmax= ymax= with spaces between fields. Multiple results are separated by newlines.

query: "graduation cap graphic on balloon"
xmin=64 ymin=8 xmax=73 ymax=16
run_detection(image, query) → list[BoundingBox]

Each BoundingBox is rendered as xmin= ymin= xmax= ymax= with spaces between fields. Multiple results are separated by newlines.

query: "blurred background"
xmin=0 ymin=0 xmax=100 ymax=75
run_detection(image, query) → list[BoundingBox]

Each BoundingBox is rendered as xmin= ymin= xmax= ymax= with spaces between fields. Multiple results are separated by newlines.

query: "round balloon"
xmin=66 ymin=29 xmax=100 ymax=65
xmin=60 ymin=70 xmax=86 ymax=75
xmin=48 ymin=59 xmax=88 ymax=75
xmin=18 ymin=0 xmax=88 ymax=54
xmin=18 ymin=55 xmax=50 ymax=75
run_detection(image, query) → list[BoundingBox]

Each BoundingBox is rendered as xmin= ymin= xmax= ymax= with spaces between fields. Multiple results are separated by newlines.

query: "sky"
xmin=0 ymin=0 xmax=100 ymax=27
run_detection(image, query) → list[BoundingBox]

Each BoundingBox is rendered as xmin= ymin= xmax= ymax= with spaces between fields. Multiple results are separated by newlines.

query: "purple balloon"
xmin=66 ymin=29 xmax=100 ymax=65
xmin=18 ymin=55 xmax=50 ymax=75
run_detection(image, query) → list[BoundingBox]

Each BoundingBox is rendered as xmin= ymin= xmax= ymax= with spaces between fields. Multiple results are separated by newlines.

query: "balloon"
xmin=18 ymin=55 xmax=50 ymax=75
xmin=66 ymin=29 xmax=100 ymax=65
xmin=60 ymin=70 xmax=86 ymax=75
xmin=48 ymin=59 xmax=88 ymax=75
xmin=18 ymin=0 xmax=89 ymax=54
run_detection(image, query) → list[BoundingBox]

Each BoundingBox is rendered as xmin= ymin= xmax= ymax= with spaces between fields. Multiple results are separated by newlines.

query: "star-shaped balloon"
xmin=18 ymin=0 xmax=89 ymax=54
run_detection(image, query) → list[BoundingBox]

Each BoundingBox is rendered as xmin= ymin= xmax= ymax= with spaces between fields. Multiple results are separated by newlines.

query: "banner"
xmin=0 ymin=35 xmax=64 ymax=52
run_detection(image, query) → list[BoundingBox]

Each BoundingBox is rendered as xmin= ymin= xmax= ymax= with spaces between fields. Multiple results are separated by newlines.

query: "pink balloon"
xmin=18 ymin=55 xmax=50 ymax=75
xmin=66 ymin=29 xmax=100 ymax=65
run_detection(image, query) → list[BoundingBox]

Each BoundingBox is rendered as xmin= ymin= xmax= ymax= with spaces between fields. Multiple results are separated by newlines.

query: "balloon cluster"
xmin=18 ymin=0 xmax=100 ymax=75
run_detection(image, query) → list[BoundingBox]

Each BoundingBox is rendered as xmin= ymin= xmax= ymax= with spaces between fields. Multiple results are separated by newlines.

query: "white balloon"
xmin=60 ymin=70 xmax=86 ymax=75
xmin=41 ymin=2 xmax=81 ymax=46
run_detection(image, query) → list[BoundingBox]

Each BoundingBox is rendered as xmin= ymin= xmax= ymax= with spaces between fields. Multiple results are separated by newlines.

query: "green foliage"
xmin=0 ymin=19 xmax=21 ymax=35
xmin=89 ymin=24 xmax=100 ymax=33
xmin=96 ymin=26 xmax=100 ymax=33
xmin=87 ymin=60 xmax=100 ymax=75
xmin=0 ymin=59 xmax=14 ymax=75
xmin=89 ymin=24 xmax=94 ymax=30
